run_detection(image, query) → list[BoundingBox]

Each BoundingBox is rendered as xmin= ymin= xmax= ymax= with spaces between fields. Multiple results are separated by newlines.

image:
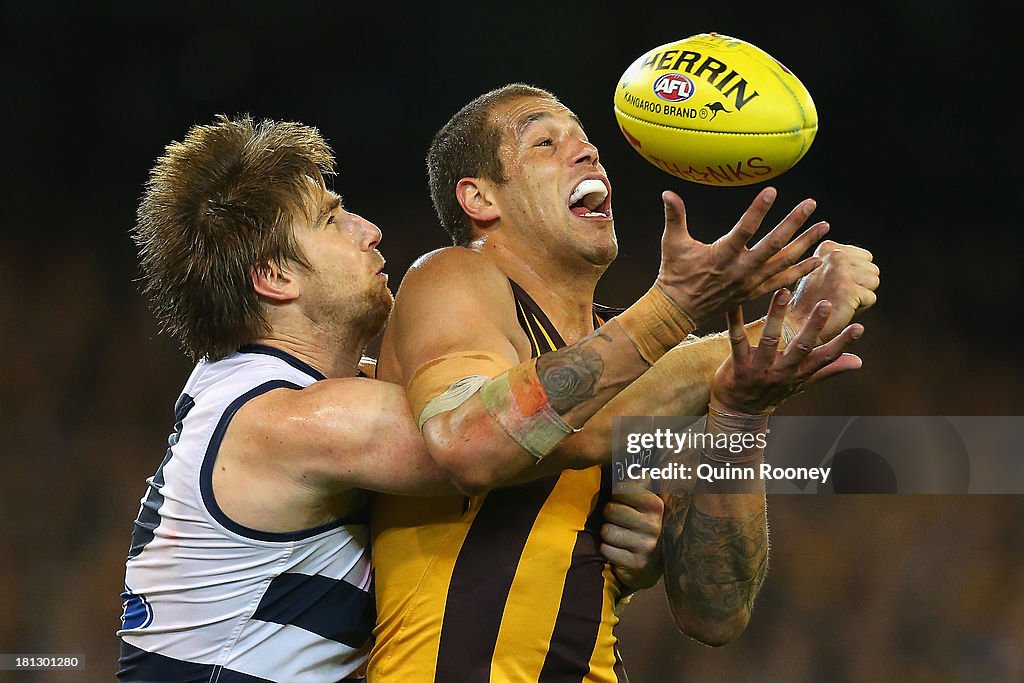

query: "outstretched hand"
xmin=656 ymin=187 xmax=829 ymax=326
xmin=711 ymin=288 xmax=864 ymax=416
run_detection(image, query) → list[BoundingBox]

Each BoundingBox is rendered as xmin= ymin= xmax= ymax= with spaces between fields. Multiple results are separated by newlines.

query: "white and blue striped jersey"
xmin=118 ymin=345 xmax=373 ymax=683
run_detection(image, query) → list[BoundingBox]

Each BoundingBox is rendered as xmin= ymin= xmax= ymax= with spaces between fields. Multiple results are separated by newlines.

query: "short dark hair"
xmin=427 ymin=83 xmax=558 ymax=245
xmin=133 ymin=114 xmax=335 ymax=360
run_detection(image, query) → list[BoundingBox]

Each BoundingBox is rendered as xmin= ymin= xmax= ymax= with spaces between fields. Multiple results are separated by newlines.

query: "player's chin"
xmin=583 ymin=235 xmax=619 ymax=267
xmin=362 ymin=288 xmax=395 ymax=335
xmin=376 ymin=284 xmax=395 ymax=312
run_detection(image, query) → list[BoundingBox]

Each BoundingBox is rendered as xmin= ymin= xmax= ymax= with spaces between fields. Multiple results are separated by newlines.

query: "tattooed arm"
xmin=384 ymin=247 xmax=659 ymax=494
xmin=659 ymin=290 xmax=864 ymax=645
xmin=662 ymin=486 xmax=769 ymax=645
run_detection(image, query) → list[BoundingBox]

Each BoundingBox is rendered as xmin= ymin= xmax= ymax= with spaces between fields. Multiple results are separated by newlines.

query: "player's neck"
xmin=253 ymin=324 xmax=368 ymax=380
xmin=478 ymin=238 xmax=601 ymax=343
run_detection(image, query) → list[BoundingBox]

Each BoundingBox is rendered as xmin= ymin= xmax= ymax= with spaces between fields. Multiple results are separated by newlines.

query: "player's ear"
xmin=252 ymin=260 xmax=300 ymax=302
xmin=456 ymin=177 xmax=500 ymax=224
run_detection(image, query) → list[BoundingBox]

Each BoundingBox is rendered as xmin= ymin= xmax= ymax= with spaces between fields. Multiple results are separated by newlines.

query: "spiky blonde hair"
xmin=133 ymin=114 xmax=334 ymax=360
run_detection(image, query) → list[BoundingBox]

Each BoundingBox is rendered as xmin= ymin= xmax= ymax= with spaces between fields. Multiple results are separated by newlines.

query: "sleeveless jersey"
xmin=118 ymin=344 xmax=373 ymax=683
xmin=369 ymin=281 xmax=629 ymax=682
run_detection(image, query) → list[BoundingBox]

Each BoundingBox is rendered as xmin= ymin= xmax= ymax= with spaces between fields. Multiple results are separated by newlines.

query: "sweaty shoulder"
xmin=403 ymin=246 xmax=506 ymax=293
xmin=382 ymin=246 xmax=527 ymax=382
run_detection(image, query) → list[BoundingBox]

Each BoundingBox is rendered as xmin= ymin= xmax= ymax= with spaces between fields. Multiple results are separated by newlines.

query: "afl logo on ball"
xmin=652 ymin=73 xmax=695 ymax=102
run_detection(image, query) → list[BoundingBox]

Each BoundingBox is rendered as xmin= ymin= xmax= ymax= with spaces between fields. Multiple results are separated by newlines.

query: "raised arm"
xmin=553 ymin=202 xmax=879 ymax=464
xmin=385 ymin=188 xmax=826 ymax=495
xmin=661 ymin=289 xmax=864 ymax=646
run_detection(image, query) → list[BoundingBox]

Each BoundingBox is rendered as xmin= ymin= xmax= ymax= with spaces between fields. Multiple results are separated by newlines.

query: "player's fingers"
xmin=814 ymin=240 xmax=874 ymax=262
xmin=661 ymin=190 xmax=689 ymax=242
xmin=748 ymin=199 xmax=817 ymax=264
xmin=855 ymin=288 xmax=878 ymax=311
xmin=754 ymin=289 xmax=790 ymax=366
xmin=849 ymin=260 xmax=881 ymax=290
xmin=796 ymin=323 xmax=863 ymax=376
xmin=603 ymin=501 xmax=661 ymax=535
xmin=779 ymin=300 xmax=832 ymax=370
xmin=839 ymin=244 xmax=874 ymax=261
xmin=600 ymin=543 xmax=640 ymax=569
xmin=726 ymin=305 xmax=750 ymax=361
xmin=761 ymin=221 xmax=830 ymax=275
xmin=600 ymin=524 xmax=652 ymax=553
xmin=750 ymin=256 xmax=822 ymax=299
xmin=721 ymin=187 xmax=777 ymax=253
xmin=610 ymin=490 xmax=665 ymax=514
xmin=803 ymin=352 xmax=863 ymax=386
xmin=857 ymin=269 xmax=881 ymax=291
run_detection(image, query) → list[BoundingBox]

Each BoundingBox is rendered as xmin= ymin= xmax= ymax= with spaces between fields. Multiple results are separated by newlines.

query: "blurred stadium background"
xmin=1 ymin=2 xmax=1021 ymax=681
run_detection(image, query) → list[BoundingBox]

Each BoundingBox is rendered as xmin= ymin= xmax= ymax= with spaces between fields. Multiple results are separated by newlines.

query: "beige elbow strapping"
xmin=407 ymin=350 xmax=514 ymax=426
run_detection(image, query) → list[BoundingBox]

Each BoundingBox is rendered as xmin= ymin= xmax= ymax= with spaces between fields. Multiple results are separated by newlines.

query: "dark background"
xmin=1 ymin=1 xmax=1021 ymax=681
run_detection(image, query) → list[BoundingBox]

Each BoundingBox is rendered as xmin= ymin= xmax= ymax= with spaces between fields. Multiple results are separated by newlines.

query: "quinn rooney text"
xmin=625 ymin=462 xmax=833 ymax=484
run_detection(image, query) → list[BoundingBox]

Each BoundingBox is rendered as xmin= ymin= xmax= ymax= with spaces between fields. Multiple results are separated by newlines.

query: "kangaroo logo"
xmin=704 ymin=102 xmax=731 ymax=120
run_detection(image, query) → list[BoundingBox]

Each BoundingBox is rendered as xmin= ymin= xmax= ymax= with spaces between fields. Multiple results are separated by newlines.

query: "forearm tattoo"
xmin=662 ymin=493 xmax=769 ymax=623
xmin=536 ymin=331 xmax=610 ymax=413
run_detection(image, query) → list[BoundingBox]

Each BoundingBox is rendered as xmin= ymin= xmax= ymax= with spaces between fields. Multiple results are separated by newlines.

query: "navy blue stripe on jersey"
xmin=508 ymin=279 xmax=567 ymax=347
xmin=199 ymin=380 xmax=350 ymax=542
xmin=118 ymin=640 xmax=273 ymax=682
xmin=238 ymin=344 xmax=327 ymax=381
xmin=120 ymin=585 xmax=154 ymax=630
xmin=251 ymin=572 xmax=374 ymax=649
xmin=128 ymin=393 xmax=195 ymax=560
xmin=538 ymin=465 xmax=613 ymax=681
xmin=435 ymin=476 xmax=561 ymax=682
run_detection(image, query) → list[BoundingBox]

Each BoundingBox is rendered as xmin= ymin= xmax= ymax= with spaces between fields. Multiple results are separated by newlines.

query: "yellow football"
xmin=613 ymin=33 xmax=817 ymax=186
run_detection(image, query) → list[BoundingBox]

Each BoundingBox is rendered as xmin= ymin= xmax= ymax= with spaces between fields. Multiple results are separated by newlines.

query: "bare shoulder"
xmin=220 ymin=378 xmax=448 ymax=498
xmin=228 ymin=379 xmax=376 ymax=458
xmin=212 ymin=380 xmax=390 ymax=529
xmin=387 ymin=246 xmax=527 ymax=374
xmin=400 ymin=246 xmax=509 ymax=295
xmin=227 ymin=378 xmax=416 ymax=479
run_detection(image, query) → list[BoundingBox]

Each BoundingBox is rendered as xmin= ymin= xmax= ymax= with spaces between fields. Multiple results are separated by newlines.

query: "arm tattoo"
xmin=662 ymin=494 xmax=768 ymax=624
xmin=536 ymin=331 xmax=609 ymax=413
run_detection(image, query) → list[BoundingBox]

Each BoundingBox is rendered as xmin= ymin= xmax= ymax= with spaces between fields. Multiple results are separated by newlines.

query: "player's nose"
xmin=356 ymin=215 xmax=382 ymax=250
xmin=570 ymin=138 xmax=600 ymax=167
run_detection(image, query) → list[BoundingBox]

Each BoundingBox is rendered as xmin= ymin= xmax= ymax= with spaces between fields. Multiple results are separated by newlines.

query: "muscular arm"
xmin=223 ymin=376 xmax=454 ymax=499
xmin=208 ymin=371 xmax=458 ymax=537
xmin=657 ymin=290 xmax=865 ymax=645
xmin=556 ymin=324 xmax=772 ymax=645
xmin=384 ymin=190 xmax=833 ymax=493
xmin=558 ymin=232 xmax=879 ymax=463
xmin=385 ymin=247 xmax=654 ymax=494
xmin=551 ymin=327 xmax=750 ymax=463
xmin=557 ymin=241 xmax=878 ymax=640
xmin=661 ymin=490 xmax=768 ymax=646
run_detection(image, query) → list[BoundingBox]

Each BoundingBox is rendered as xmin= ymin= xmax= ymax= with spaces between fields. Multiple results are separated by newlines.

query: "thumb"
xmin=662 ymin=190 xmax=689 ymax=244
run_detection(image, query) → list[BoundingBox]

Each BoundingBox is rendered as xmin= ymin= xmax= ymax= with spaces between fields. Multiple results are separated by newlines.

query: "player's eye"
xmin=536 ymin=138 xmax=553 ymax=147
xmin=326 ymin=214 xmax=335 ymax=225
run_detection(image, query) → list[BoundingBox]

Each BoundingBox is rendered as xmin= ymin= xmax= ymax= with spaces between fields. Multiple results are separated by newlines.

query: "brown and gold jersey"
xmin=369 ymin=280 xmax=628 ymax=682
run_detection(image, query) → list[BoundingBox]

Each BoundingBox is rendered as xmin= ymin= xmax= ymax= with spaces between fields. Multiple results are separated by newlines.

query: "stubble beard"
xmin=311 ymin=276 xmax=394 ymax=352
xmin=343 ymin=284 xmax=394 ymax=347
